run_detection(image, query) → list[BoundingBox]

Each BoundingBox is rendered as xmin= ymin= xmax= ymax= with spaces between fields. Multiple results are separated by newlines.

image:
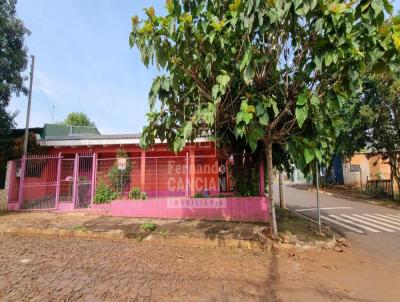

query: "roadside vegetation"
xmin=130 ymin=0 xmax=400 ymax=234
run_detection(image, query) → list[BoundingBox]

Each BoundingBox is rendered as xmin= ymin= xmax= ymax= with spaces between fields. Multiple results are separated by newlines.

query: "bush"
xmin=94 ymin=183 xmax=117 ymax=204
xmin=194 ymin=192 xmax=205 ymax=198
xmin=140 ymin=221 xmax=156 ymax=232
xmin=108 ymin=149 xmax=133 ymax=196
xmin=128 ymin=187 xmax=147 ymax=200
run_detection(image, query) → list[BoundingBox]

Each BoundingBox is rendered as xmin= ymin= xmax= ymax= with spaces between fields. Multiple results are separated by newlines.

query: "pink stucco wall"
xmin=110 ymin=197 xmax=269 ymax=222
xmin=58 ymin=202 xmax=74 ymax=211
xmin=7 ymin=202 xmax=20 ymax=211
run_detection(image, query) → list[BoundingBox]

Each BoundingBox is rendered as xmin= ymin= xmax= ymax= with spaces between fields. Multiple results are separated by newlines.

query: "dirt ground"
xmin=0 ymin=234 xmax=398 ymax=302
xmin=0 ymin=190 xmax=6 ymax=211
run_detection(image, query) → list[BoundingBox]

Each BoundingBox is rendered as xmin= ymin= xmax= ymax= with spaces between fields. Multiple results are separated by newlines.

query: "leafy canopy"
xmin=360 ymin=71 xmax=400 ymax=190
xmin=0 ymin=0 xmax=29 ymax=187
xmin=62 ymin=112 xmax=95 ymax=127
xmin=0 ymin=0 xmax=30 ymax=106
xmin=130 ymin=0 xmax=400 ymax=170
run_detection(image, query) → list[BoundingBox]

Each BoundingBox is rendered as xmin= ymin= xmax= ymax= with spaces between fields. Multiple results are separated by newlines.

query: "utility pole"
xmin=279 ymin=171 xmax=286 ymax=208
xmin=316 ymin=161 xmax=322 ymax=234
xmin=23 ymin=55 xmax=35 ymax=157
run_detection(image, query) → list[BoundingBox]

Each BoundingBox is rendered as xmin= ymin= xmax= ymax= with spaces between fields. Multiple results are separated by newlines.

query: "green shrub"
xmin=128 ymin=187 xmax=148 ymax=200
xmin=194 ymin=192 xmax=205 ymax=198
xmin=72 ymin=225 xmax=87 ymax=232
xmin=108 ymin=149 xmax=133 ymax=196
xmin=140 ymin=221 xmax=156 ymax=232
xmin=159 ymin=229 xmax=169 ymax=238
xmin=94 ymin=183 xmax=117 ymax=204
xmin=128 ymin=187 xmax=141 ymax=199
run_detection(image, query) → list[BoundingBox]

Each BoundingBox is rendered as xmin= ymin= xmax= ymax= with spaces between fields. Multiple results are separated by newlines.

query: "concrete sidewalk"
xmin=0 ymin=211 xmax=267 ymax=249
xmin=0 ymin=209 xmax=335 ymax=250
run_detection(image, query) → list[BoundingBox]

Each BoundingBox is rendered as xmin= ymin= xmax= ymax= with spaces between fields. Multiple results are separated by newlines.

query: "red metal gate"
xmin=18 ymin=155 xmax=59 ymax=209
xmin=11 ymin=154 xmax=95 ymax=210
xmin=74 ymin=154 xmax=94 ymax=209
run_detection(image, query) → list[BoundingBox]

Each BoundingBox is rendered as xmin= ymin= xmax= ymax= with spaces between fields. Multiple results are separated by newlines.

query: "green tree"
xmin=360 ymin=71 xmax=400 ymax=197
xmin=0 ymin=0 xmax=29 ymax=106
xmin=321 ymin=15 xmax=400 ymax=186
xmin=130 ymin=0 xmax=400 ymax=235
xmin=0 ymin=0 xmax=30 ymax=188
xmin=0 ymin=104 xmax=15 ymax=187
xmin=63 ymin=112 xmax=95 ymax=127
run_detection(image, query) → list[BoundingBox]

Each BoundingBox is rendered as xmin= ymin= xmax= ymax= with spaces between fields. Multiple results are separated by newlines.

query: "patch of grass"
xmin=275 ymin=207 xmax=333 ymax=242
xmin=72 ymin=225 xmax=88 ymax=232
xmin=140 ymin=221 xmax=156 ymax=232
xmin=0 ymin=209 xmax=8 ymax=216
xmin=159 ymin=229 xmax=169 ymax=238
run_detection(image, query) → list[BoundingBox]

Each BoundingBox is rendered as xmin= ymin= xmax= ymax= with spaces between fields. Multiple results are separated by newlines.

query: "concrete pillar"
xmin=55 ymin=152 xmax=62 ymax=209
xmin=72 ymin=153 xmax=79 ymax=208
xmin=91 ymin=152 xmax=97 ymax=205
xmin=190 ymin=148 xmax=195 ymax=196
xmin=140 ymin=150 xmax=146 ymax=192
xmin=18 ymin=155 xmax=26 ymax=207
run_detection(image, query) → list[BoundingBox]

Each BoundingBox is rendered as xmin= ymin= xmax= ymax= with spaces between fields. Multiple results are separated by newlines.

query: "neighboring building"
xmin=342 ymin=152 xmax=398 ymax=192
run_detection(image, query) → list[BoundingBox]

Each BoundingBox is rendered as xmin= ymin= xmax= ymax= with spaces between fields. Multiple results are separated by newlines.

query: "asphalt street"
xmin=274 ymin=183 xmax=400 ymax=264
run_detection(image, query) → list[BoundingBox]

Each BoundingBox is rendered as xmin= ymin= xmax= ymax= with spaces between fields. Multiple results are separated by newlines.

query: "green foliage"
xmin=0 ymin=0 xmax=30 ymax=106
xmin=128 ymin=187 xmax=147 ymax=200
xmin=0 ymin=104 xmax=15 ymax=187
xmin=140 ymin=221 xmax=156 ymax=232
xmin=94 ymin=183 xmax=117 ymax=204
xmin=72 ymin=225 xmax=87 ymax=232
xmin=193 ymin=191 xmax=205 ymax=198
xmin=130 ymin=0 xmax=400 ymax=185
xmin=0 ymin=0 xmax=29 ymax=187
xmin=63 ymin=112 xmax=95 ymax=127
xmin=361 ymin=72 xmax=400 ymax=194
xmin=159 ymin=229 xmax=169 ymax=238
xmin=108 ymin=150 xmax=132 ymax=195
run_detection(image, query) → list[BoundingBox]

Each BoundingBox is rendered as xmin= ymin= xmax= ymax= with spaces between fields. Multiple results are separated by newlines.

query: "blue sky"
xmin=9 ymin=0 xmax=166 ymax=134
xmin=8 ymin=1 xmax=400 ymax=134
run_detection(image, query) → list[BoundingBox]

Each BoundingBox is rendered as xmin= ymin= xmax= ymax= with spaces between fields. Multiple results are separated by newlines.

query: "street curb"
xmin=0 ymin=225 xmax=336 ymax=251
xmin=277 ymin=207 xmax=337 ymax=251
xmin=0 ymin=227 xmax=125 ymax=241
xmin=0 ymin=226 xmax=264 ymax=250
xmin=142 ymin=234 xmax=263 ymax=250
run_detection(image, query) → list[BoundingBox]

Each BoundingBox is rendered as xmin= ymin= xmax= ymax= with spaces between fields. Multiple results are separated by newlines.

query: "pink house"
xmin=6 ymin=125 xmax=268 ymax=223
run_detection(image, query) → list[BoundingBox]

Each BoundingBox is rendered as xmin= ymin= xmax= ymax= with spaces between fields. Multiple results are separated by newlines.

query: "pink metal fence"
xmin=7 ymin=153 xmax=93 ymax=210
xmin=17 ymin=155 xmax=59 ymax=209
xmin=96 ymin=155 xmax=220 ymax=199
xmin=7 ymin=153 xmax=265 ymax=214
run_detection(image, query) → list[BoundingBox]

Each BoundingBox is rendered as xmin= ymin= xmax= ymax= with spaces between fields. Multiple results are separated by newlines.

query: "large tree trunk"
xmin=266 ymin=141 xmax=278 ymax=237
xmin=390 ymin=155 xmax=399 ymax=200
